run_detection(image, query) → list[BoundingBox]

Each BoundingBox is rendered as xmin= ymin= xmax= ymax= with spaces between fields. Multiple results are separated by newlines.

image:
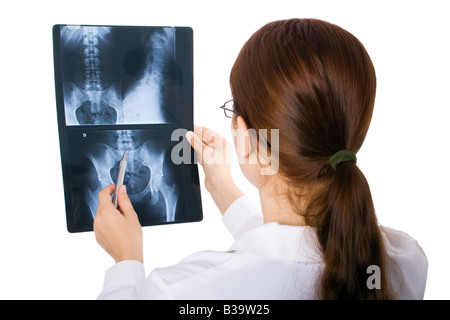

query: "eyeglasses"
xmin=220 ymin=99 xmax=272 ymax=149
xmin=219 ymin=99 xmax=236 ymax=118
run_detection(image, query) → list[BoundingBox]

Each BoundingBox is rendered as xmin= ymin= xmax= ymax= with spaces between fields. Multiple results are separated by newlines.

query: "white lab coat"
xmin=97 ymin=196 xmax=428 ymax=299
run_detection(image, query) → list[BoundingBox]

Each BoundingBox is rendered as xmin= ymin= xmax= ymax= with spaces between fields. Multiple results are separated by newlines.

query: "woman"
xmin=94 ymin=18 xmax=428 ymax=299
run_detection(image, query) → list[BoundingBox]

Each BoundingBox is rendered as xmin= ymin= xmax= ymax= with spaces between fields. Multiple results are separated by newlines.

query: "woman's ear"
xmin=235 ymin=115 xmax=249 ymax=133
xmin=233 ymin=115 xmax=251 ymax=161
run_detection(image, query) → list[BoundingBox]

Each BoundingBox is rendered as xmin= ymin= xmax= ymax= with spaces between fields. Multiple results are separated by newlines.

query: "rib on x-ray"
xmin=60 ymin=26 xmax=176 ymax=125
xmin=54 ymin=25 xmax=199 ymax=232
xmin=83 ymin=129 xmax=180 ymax=223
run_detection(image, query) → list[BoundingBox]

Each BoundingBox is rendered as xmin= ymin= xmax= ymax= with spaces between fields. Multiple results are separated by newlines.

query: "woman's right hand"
xmin=186 ymin=125 xmax=243 ymax=214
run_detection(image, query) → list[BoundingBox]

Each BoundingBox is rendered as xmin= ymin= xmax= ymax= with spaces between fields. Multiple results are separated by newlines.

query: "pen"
xmin=113 ymin=151 xmax=127 ymax=208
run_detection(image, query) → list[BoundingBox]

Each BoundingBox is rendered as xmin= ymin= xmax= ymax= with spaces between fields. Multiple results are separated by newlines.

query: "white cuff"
xmin=97 ymin=260 xmax=145 ymax=300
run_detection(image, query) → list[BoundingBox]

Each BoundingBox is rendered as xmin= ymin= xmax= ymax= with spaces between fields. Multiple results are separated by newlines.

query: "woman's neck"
xmin=258 ymin=180 xmax=306 ymax=226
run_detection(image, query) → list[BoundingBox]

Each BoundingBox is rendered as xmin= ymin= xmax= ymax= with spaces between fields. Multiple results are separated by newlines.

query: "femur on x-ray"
xmin=60 ymin=26 xmax=176 ymax=125
xmin=80 ymin=129 xmax=180 ymax=224
xmin=54 ymin=24 xmax=200 ymax=232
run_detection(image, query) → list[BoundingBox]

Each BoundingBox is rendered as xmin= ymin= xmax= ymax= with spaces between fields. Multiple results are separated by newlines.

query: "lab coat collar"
xmin=229 ymin=222 xmax=323 ymax=263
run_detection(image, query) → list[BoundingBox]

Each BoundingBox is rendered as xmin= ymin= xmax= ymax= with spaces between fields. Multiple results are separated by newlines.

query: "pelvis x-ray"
xmin=60 ymin=26 xmax=177 ymax=125
xmin=54 ymin=25 xmax=200 ymax=232
xmin=68 ymin=128 xmax=184 ymax=229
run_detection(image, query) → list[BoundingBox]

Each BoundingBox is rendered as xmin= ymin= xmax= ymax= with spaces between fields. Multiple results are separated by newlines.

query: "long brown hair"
xmin=230 ymin=19 xmax=393 ymax=299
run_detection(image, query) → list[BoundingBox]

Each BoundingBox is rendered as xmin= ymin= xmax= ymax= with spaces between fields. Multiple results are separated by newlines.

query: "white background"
xmin=0 ymin=0 xmax=448 ymax=299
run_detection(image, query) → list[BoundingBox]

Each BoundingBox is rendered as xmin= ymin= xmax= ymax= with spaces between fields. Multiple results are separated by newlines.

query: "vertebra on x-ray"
xmin=60 ymin=26 xmax=176 ymax=125
xmin=55 ymin=25 xmax=199 ymax=232
xmin=68 ymin=129 xmax=181 ymax=226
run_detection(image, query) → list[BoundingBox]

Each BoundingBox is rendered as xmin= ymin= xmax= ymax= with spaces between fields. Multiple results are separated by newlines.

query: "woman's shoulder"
xmin=380 ymin=226 xmax=428 ymax=299
xmin=381 ymin=226 xmax=425 ymax=254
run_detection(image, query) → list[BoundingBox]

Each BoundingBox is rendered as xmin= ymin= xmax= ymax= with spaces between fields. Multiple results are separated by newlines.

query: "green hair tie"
xmin=328 ymin=150 xmax=357 ymax=171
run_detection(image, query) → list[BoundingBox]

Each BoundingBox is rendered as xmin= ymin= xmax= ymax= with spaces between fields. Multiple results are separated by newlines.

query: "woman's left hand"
xmin=93 ymin=185 xmax=143 ymax=264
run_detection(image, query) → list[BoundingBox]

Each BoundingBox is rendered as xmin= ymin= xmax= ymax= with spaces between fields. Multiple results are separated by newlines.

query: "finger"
xmin=186 ymin=130 xmax=207 ymax=151
xmin=194 ymin=125 xmax=215 ymax=138
xmin=193 ymin=124 xmax=208 ymax=135
xmin=193 ymin=125 xmax=219 ymax=145
xmin=98 ymin=184 xmax=116 ymax=207
xmin=186 ymin=131 xmax=210 ymax=165
xmin=117 ymin=185 xmax=135 ymax=216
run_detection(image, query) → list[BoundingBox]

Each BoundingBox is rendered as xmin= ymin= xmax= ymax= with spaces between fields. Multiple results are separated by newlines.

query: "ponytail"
xmin=308 ymin=162 xmax=393 ymax=299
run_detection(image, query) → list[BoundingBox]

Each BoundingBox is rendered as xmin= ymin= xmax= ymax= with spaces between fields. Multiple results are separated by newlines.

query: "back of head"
xmin=230 ymin=19 xmax=393 ymax=299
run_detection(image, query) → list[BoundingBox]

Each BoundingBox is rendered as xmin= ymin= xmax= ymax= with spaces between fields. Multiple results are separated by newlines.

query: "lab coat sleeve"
xmin=222 ymin=195 xmax=264 ymax=239
xmin=97 ymin=260 xmax=146 ymax=300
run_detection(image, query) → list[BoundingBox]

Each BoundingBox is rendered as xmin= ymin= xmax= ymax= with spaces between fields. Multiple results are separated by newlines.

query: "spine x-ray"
xmin=53 ymin=25 xmax=202 ymax=232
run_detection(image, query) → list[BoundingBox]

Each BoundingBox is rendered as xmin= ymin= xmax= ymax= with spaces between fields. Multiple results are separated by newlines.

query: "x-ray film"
xmin=53 ymin=25 xmax=202 ymax=232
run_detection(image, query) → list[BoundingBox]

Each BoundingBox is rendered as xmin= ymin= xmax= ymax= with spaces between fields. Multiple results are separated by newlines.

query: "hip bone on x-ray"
xmin=54 ymin=25 xmax=200 ymax=232
xmin=82 ymin=129 xmax=180 ymax=223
